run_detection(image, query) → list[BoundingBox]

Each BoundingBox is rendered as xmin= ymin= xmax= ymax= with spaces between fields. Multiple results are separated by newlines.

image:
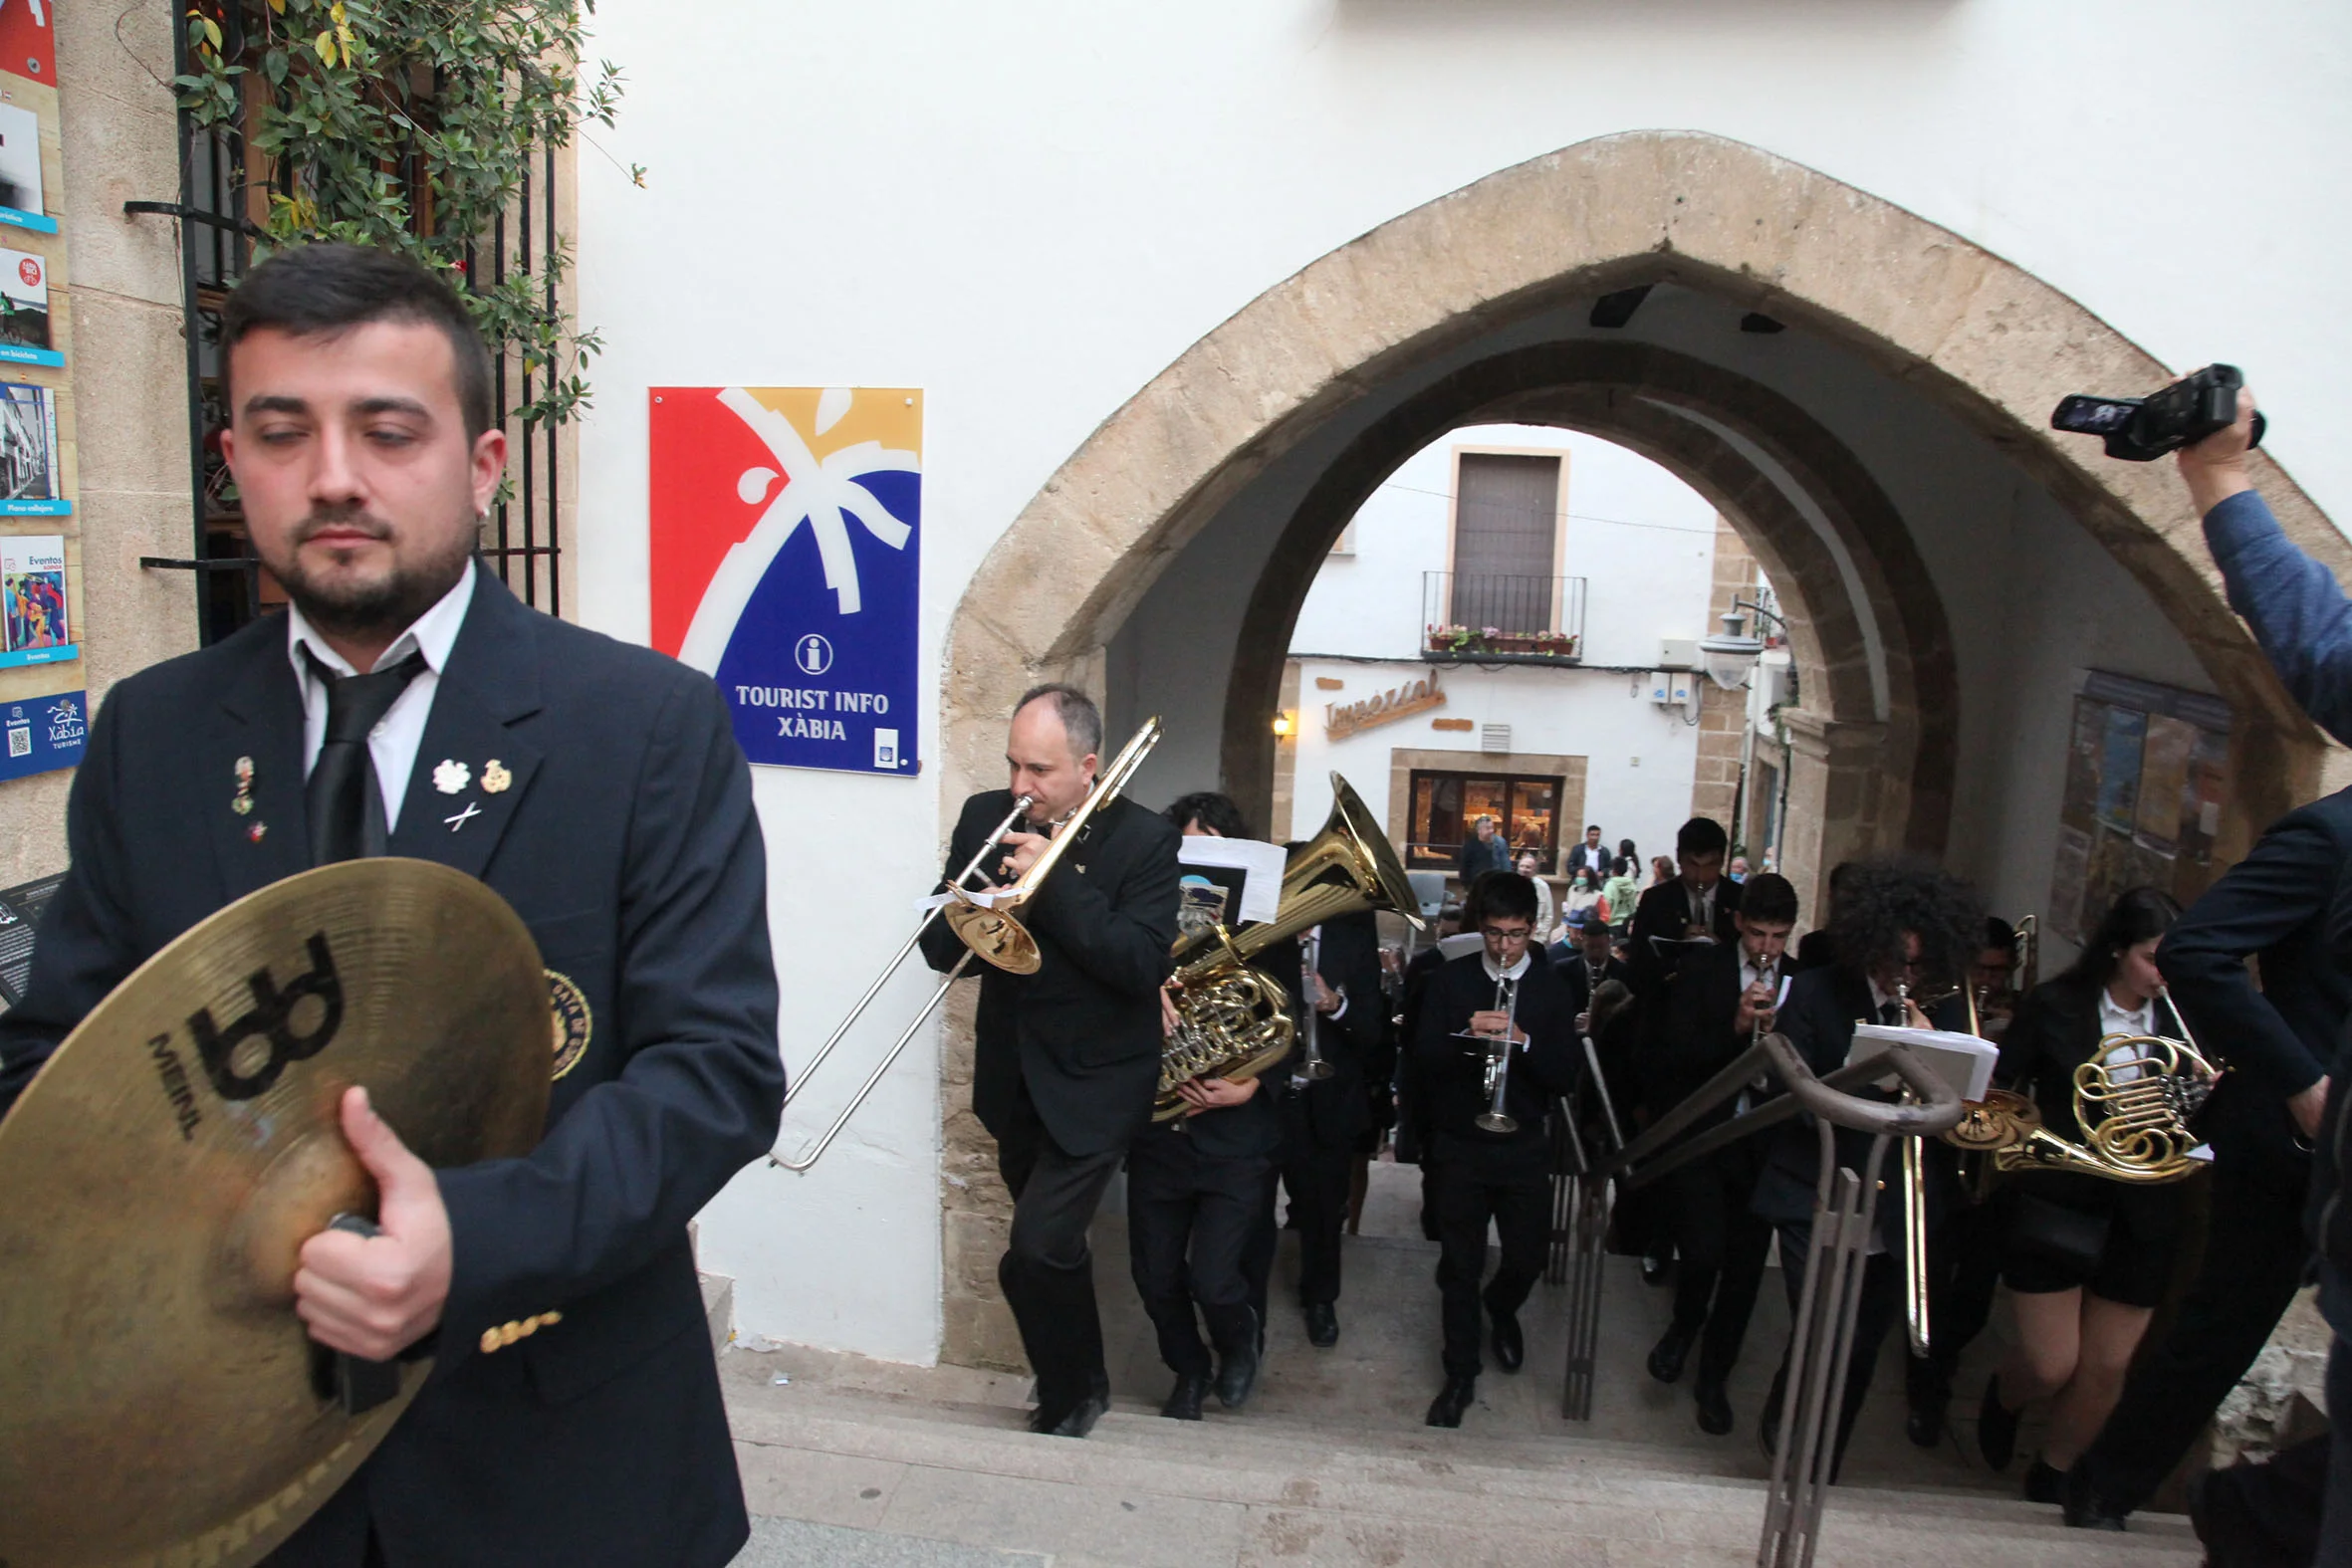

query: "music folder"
xmin=1845 ymin=1023 xmax=1999 ymax=1104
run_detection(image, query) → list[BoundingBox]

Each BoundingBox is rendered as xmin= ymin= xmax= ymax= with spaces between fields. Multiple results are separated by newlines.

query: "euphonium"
xmin=1942 ymin=991 xmax=2222 ymax=1185
xmin=1155 ymin=774 xmax=1423 ymax=1121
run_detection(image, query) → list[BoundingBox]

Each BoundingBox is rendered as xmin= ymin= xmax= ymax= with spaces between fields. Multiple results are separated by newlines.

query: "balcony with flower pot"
xmin=1420 ymin=573 xmax=1586 ymax=665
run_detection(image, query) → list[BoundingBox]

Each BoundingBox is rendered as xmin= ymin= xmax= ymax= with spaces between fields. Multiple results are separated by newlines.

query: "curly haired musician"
xmin=1410 ymin=871 xmax=1579 ymax=1429
xmin=1750 ymin=860 xmax=1976 ymax=1481
xmin=919 ymin=685 xmax=1180 ymax=1439
xmin=0 ymin=245 xmax=785 ymax=1566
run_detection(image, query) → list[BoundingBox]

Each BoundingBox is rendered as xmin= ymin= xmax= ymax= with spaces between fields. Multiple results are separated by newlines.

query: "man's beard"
xmin=274 ymin=507 xmax=475 ymax=641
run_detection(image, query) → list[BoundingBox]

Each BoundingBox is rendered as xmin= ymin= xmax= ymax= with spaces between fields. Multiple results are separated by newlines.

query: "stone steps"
xmin=724 ymin=1350 xmax=2201 ymax=1568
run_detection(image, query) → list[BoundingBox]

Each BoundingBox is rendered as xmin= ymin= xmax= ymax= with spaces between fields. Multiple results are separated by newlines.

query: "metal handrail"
xmin=1551 ymin=1033 xmax=1964 ymax=1568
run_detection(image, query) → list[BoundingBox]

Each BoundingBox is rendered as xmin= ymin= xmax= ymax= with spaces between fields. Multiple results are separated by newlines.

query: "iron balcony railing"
xmin=1421 ymin=572 xmax=1587 ymax=663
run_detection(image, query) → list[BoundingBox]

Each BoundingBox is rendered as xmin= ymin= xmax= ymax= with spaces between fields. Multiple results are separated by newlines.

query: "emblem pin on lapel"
xmin=231 ymin=756 xmax=256 ymax=816
xmin=482 ymin=759 xmax=512 ymax=794
xmin=433 ymin=759 xmax=471 ymax=794
xmin=445 ymin=802 xmax=483 ymax=832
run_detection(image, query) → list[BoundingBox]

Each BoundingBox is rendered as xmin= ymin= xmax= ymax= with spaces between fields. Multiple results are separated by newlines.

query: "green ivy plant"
xmin=173 ymin=0 xmax=639 ymax=431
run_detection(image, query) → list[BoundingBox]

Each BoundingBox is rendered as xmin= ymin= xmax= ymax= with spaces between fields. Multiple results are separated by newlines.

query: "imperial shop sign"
xmin=1324 ymin=673 xmax=1446 ymax=741
xmin=648 ymin=387 xmax=923 ymax=777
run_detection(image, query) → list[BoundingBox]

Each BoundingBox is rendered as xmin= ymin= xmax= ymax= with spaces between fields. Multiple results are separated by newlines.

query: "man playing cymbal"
xmin=0 ymin=244 xmax=784 ymax=1566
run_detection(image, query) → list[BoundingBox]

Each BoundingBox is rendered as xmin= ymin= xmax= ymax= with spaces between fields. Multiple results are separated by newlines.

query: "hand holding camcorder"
xmin=2051 ymin=364 xmax=2267 ymax=462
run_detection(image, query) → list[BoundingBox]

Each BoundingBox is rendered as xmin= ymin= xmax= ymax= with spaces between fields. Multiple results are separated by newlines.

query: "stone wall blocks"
xmin=64 ymin=293 xmax=190 ymax=495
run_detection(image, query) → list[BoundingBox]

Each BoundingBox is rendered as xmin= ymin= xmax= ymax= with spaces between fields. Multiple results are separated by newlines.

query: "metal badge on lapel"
xmin=482 ymin=759 xmax=512 ymax=794
xmin=444 ymin=802 xmax=482 ymax=832
xmin=231 ymin=757 xmax=255 ymax=816
xmin=433 ymin=760 xmax=470 ymax=795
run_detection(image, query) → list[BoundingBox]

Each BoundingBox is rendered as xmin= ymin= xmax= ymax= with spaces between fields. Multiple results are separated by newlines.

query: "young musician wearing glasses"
xmin=1411 ymin=872 xmax=1580 ymax=1429
xmin=1644 ymin=872 xmax=1799 ymax=1438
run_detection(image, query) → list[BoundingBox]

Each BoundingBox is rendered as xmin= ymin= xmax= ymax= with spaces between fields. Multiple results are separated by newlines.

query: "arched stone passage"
xmin=932 ymin=127 xmax=2352 ymax=1372
xmin=1214 ymin=340 xmax=1959 ymax=907
xmin=943 ymin=129 xmax=2344 ymax=848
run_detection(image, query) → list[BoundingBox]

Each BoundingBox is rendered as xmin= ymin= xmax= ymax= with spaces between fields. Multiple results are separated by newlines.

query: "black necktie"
xmin=1880 ymin=1001 xmax=1904 ymax=1026
xmin=305 ymin=649 xmax=427 ymax=865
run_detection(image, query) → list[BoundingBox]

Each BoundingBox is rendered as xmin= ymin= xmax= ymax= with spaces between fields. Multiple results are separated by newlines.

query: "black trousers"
xmin=1126 ymin=1128 xmax=1273 ymax=1377
xmin=1431 ymin=1148 xmax=1550 ymax=1380
xmin=1281 ymin=1132 xmax=1352 ymax=1307
xmin=1764 ymin=1218 xmax=1901 ymax=1483
xmin=997 ymin=1104 xmax=1125 ymax=1410
xmin=1665 ymin=1138 xmax=1772 ymax=1388
xmin=2080 ymin=1156 xmax=2309 ymax=1513
xmin=1905 ymin=1194 xmax=2001 ymax=1408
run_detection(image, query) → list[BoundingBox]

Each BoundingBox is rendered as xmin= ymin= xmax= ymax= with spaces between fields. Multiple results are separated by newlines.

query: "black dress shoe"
xmin=1489 ymin=1308 xmax=1525 ymax=1373
xmin=2061 ymin=1463 xmax=2128 ymax=1530
xmin=1302 ymin=1301 xmax=1339 ymax=1348
xmin=1695 ymin=1381 xmax=1734 ymax=1437
xmin=1646 ymin=1324 xmax=1694 ymax=1385
xmin=1160 ymin=1373 xmax=1208 ymax=1422
xmin=1030 ymin=1373 xmax=1110 ymax=1439
xmin=1215 ymin=1340 xmax=1260 ymax=1410
xmin=1425 ymin=1376 xmax=1476 ymax=1428
xmin=1978 ymin=1375 xmax=2019 ymax=1471
xmin=1641 ymin=1246 xmax=1673 ymax=1286
xmin=2022 ymin=1459 xmax=2063 ymax=1505
xmin=1906 ymin=1392 xmax=1947 ymax=1449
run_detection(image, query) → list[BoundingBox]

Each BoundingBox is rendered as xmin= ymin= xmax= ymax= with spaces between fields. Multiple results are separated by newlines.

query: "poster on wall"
xmin=0 ymin=2 xmax=56 ymax=95
xmin=0 ymin=531 xmax=69 ymax=668
xmin=0 ymin=688 xmax=83 ymax=782
xmin=647 ymin=386 xmax=922 ymax=777
xmin=0 ymin=100 xmax=45 ymax=233
xmin=0 ymin=382 xmax=61 ymax=514
xmin=0 ymin=246 xmax=58 ymax=366
xmin=2051 ymin=672 xmax=2234 ymax=944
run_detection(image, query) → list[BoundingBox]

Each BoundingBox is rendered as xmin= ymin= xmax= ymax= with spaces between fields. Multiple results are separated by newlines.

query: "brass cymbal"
xmin=0 ymin=858 xmax=552 ymax=1568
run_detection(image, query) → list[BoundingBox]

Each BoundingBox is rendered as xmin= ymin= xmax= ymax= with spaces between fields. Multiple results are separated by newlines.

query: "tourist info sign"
xmin=648 ymin=387 xmax=922 ymax=778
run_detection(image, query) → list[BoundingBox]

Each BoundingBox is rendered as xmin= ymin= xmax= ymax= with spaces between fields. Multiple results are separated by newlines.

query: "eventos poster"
xmin=647 ymin=387 xmax=922 ymax=778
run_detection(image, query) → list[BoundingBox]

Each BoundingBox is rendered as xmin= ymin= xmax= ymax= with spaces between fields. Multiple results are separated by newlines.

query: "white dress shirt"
xmin=2096 ymin=988 xmax=2158 ymax=1084
xmin=287 ymin=560 xmax=477 ymax=835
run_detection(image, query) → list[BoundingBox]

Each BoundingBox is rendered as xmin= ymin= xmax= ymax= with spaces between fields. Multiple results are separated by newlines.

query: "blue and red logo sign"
xmin=648 ymin=387 xmax=922 ymax=777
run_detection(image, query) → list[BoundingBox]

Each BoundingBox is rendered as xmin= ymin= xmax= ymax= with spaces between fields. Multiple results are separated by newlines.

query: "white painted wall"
xmin=570 ymin=0 xmax=2348 ymax=1362
xmin=1288 ymin=424 xmax=1723 ymax=864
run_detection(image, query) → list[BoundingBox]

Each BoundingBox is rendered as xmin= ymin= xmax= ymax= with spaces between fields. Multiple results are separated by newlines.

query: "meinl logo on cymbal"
xmin=185 ymin=933 xmax=346 ymax=1101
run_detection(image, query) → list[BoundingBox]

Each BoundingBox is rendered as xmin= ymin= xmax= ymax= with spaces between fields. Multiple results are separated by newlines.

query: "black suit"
xmin=2079 ymin=787 xmax=2352 ymax=1515
xmin=1271 ymin=911 xmax=1383 ymax=1309
xmin=1622 ymin=877 xmax=1741 ymax=1260
xmin=1653 ymin=940 xmax=1777 ymax=1389
xmin=920 ymin=787 xmax=1180 ymax=1412
xmin=0 ymin=571 xmax=784 ymax=1568
xmin=1411 ymin=953 xmax=1580 ymax=1378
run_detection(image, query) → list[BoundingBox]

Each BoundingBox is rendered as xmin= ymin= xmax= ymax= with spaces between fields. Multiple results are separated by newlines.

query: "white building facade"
xmin=1279 ymin=425 xmax=1737 ymax=888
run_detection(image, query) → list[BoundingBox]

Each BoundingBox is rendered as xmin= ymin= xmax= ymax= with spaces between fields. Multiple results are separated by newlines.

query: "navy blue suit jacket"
xmin=2159 ymin=784 xmax=2351 ymax=1195
xmin=0 ymin=571 xmax=784 ymax=1568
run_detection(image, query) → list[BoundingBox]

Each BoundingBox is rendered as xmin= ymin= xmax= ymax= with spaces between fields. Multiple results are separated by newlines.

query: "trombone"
xmin=770 ymin=717 xmax=1163 ymax=1172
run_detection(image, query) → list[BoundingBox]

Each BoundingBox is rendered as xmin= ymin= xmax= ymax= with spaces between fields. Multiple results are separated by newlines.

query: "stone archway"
xmin=942 ymin=129 xmax=2342 ymax=841
xmin=1214 ymin=339 xmax=1959 ymax=909
xmin=933 ymin=128 xmax=2349 ymax=1369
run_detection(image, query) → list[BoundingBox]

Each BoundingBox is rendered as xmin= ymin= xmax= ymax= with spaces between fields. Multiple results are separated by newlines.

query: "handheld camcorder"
xmin=2051 ymin=363 xmax=2267 ymax=463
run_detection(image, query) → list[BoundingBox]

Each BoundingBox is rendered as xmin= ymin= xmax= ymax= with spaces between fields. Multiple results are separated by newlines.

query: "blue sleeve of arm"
xmin=2205 ymin=490 xmax=2352 ymax=744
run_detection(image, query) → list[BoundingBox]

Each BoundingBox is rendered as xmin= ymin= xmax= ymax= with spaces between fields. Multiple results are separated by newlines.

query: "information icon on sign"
xmin=795 ymin=634 xmax=833 ymax=676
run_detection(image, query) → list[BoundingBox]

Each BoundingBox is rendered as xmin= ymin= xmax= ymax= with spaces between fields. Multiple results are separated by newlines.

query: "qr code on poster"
xmin=7 ymin=727 xmax=29 ymax=759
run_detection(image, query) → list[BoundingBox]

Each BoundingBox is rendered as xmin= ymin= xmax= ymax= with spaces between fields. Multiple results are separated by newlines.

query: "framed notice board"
xmin=2048 ymin=672 xmax=2232 ymax=945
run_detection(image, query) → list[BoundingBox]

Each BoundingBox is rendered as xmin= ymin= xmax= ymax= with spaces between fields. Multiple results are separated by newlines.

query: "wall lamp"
xmin=1698 ymin=597 xmax=1786 ymax=690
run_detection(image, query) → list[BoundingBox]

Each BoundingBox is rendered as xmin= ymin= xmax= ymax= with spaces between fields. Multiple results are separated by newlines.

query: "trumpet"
xmin=942 ymin=719 xmax=1163 ymax=975
xmin=771 ymin=716 xmax=1162 ymax=1172
xmin=1475 ymin=973 xmax=1523 ymax=1135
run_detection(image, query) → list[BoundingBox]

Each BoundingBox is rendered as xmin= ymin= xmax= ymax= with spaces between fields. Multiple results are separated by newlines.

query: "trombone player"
xmin=921 ymin=685 xmax=1181 ymax=1439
